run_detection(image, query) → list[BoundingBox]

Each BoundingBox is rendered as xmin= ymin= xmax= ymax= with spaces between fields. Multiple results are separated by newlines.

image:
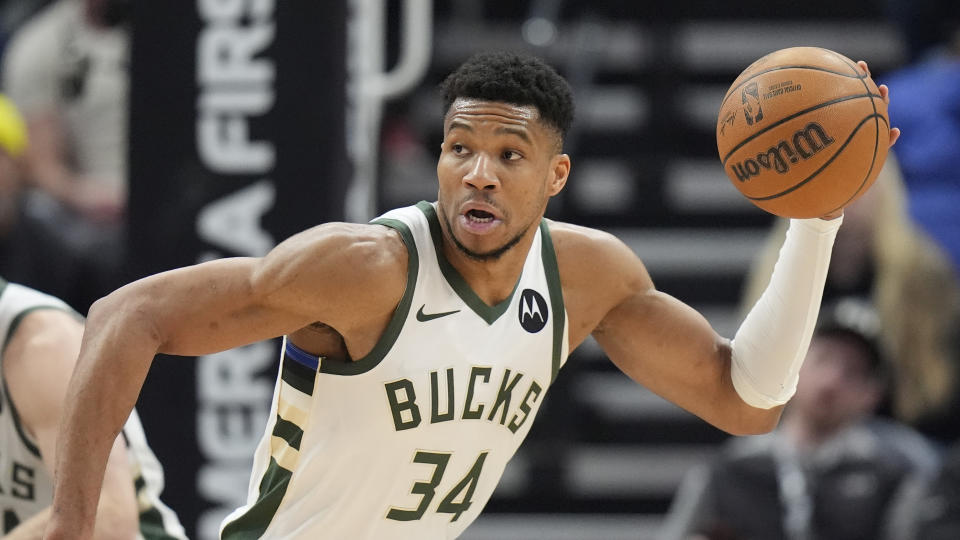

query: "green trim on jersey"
xmin=1 ymin=303 xmax=80 ymax=458
xmin=417 ymin=201 xmax=520 ymax=325
xmin=133 ymin=474 xmax=180 ymax=540
xmin=539 ymin=221 xmax=566 ymax=384
xmin=4 ymin=305 xmax=77 ymax=348
xmin=220 ymin=458 xmax=293 ymax=540
xmin=272 ymin=415 xmax=304 ymax=450
xmin=0 ymin=301 xmax=49 ymax=458
xmin=0 ymin=376 xmax=38 ymax=457
xmin=281 ymin=355 xmax=316 ymax=394
xmin=222 ymin=346 xmax=315 ymax=537
xmin=317 ymin=217 xmax=419 ymax=376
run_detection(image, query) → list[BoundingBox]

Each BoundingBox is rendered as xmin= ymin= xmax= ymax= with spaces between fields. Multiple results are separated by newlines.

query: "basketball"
xmin=716 ymin=47 xmax=889 ymax=218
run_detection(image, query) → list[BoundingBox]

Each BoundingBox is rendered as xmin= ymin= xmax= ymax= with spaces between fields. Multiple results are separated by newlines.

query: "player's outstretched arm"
xmin=558 ymin=215 xmax=840 ymax=435
xmin=45 ymin=222 xmax=408 ymax=540
xmin=555 ymin=224 xmax=774 ymax=435
xmin=5 ymin=310 xmax=137 ymax=540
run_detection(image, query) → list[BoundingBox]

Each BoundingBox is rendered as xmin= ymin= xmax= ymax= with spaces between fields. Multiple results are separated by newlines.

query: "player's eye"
xmin=502 ymin=150 xmax=522 ymax=161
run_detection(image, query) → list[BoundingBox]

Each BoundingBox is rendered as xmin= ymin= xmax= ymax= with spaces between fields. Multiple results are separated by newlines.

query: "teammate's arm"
xmin=45 ymin=222 xmax=408 ymax=540
xmin=4 ymin=310 xmax=137 ymax=540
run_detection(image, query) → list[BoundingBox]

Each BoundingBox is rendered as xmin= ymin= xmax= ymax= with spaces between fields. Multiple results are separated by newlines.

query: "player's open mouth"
xmin=458 ymin=206 xmax=501 ymax=234
xmin=465 ymin=209 xmax=494 ymax=223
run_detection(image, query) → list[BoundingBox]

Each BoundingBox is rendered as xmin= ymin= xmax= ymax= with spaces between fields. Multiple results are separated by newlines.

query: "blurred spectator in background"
xmin=740 ymin=161 xmax=960 ymax=444
xmin=659 ymin=299 xmax=940 ymax=540
xmin=905 ymin=440 xmax=960 ymax=540
xmin=876 ymin=0 xmax=960 ymax=442
xmin=882 ymin=3 xmax=960 ymax=276
xmin=884 ymin=0 xmax=959 ymax=62
xmin=0 ymin=92 xmax=27 ymax=239
xmin=0 ymin=92 xmax=83 ymax=306
xmin=0 ymin=0 xmax=53 ymax=60
xmin=0 ymin=0 xmax=130 ymax=312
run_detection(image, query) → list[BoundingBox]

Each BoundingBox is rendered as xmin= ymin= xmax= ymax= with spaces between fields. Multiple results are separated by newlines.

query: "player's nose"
xmin=463 ymin=154 xmax=499 ymax=191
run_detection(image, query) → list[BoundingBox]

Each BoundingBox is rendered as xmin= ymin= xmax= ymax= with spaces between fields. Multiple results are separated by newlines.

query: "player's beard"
xmin=441 ymin=202 xmax=533 ymax=262
xmin=450 ymin=221 xmax=528 ymax=261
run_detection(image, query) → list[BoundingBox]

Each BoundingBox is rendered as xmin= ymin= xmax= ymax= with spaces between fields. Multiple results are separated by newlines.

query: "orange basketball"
xmin=716 ymin=47 xmax=889 ymax=218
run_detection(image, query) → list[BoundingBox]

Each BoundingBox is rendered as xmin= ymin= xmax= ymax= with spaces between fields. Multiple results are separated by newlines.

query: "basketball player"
xmin=0 ymin=278 xmax=185 ymax=539
xmin=45 ymin=52 xmax=899 ymax=539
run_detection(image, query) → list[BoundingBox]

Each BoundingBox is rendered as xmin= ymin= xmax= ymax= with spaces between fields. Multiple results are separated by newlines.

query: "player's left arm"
xmin=3 ymin=310 xmax=137 ymax=540
xmin=596 ymin=294 xmax=783 ymax=436
xmin=557 ymin=217 xmax=839 ymax=435
xmin=555 ymin=224 xmax=775 ymax=434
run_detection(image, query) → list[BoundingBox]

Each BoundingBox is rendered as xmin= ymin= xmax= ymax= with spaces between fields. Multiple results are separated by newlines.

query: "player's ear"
xmin=547 ymin=153 xmax=570 ymax=196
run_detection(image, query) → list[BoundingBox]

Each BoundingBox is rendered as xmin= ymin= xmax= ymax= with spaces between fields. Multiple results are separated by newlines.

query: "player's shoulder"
xmin=258 ymin=221 xmax=409 ymax=303
xmin=546 ymin=219 xmax=651 ymax=292
xmin=547 ymin=218 xmax=621 ymax=247
xmin=3 ymin=308 xmax=82 ymax=384
xmin=293 ymin=220 xmax=408 ymax=269
xmin=0 ymin=283 xmax=79 ymax=353
xmin=1 ymin=305 xmax=83 ymax=446
xmin=546 ymin=220 xmax=642 ymax=270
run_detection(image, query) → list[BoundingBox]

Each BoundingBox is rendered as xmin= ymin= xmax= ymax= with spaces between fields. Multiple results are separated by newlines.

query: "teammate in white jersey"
xmin=46 ymin=52 xmax=900 ymax=539
xmin=0 ymin=278 xmax=185 ymax=539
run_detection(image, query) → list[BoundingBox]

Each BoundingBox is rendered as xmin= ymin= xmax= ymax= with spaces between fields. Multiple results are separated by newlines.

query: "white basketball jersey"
xmin=222 ymin=202 xmax=570 ymax=539
xmin=0 ymin=280 xmax=186 ymax=539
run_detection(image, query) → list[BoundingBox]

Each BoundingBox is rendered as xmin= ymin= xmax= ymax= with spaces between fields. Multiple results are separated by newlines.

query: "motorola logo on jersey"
xmin=518 ymin=289 xmax=548 ymax=333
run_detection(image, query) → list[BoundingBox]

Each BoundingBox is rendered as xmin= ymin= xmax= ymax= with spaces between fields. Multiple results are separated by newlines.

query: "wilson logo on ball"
xmin=730 ymin=122 xmax=835 ymax=183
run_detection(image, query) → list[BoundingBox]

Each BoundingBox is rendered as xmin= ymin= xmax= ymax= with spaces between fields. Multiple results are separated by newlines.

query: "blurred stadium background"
xmin=0 ymin=1 xmax=914 ymax=539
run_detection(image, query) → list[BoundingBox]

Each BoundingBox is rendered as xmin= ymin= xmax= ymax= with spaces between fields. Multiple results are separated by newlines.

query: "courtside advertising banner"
xmin=128 ymin=2 xmax=347 ymax=537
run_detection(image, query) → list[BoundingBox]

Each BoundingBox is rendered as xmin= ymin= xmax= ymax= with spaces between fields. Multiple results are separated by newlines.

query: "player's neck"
xmin=440 ymin=234 xmax=535 ymax=307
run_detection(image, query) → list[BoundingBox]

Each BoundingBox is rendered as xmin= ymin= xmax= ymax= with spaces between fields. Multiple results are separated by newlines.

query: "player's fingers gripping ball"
xmin=716 ymin=47 xmax=889 ymax=218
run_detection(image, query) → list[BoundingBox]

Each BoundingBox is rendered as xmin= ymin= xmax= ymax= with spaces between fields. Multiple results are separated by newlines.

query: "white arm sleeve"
xmin=731 ymin=216 xmax=842 ymax=409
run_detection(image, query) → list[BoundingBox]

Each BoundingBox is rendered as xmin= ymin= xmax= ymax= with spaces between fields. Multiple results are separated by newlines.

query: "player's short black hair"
xmin=440 ymin=51 xmax=575 ymax=144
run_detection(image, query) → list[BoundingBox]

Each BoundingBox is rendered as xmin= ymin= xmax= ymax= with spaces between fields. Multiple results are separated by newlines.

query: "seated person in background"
xmin=906 ymin=440 xmax=960 ymax=540
xmin=0 ymin=277 xmax=185 ymax=538
xmin=883 ymin=3 xmax=960 ymax=274
xmin=659 ymin=299 xmax=940 ymax=540
xmin=0 ymin=93 xmax=86 ymax=308
xmin=1 ymin=0 xmax=130 ymax=312
xmin=1 ymin=0 xmax=129 ymax=222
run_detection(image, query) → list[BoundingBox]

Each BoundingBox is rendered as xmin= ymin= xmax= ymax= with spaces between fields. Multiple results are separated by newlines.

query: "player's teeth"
xmin=467 ymin=212 xmax=492 ymax=223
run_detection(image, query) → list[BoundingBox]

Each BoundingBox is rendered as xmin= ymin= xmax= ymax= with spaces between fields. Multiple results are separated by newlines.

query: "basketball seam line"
xmin=720 ymin=92 xmax=880 ymax=166
xmin=719 ymin=65 xmax=867 ymax=109
xmin=824 ymin=49 xmax=864 ymax=77
xmin=825 ymin=51 xmax=882 ymax=214
xmin=746 ymin=113 xmax=889 ymax=201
